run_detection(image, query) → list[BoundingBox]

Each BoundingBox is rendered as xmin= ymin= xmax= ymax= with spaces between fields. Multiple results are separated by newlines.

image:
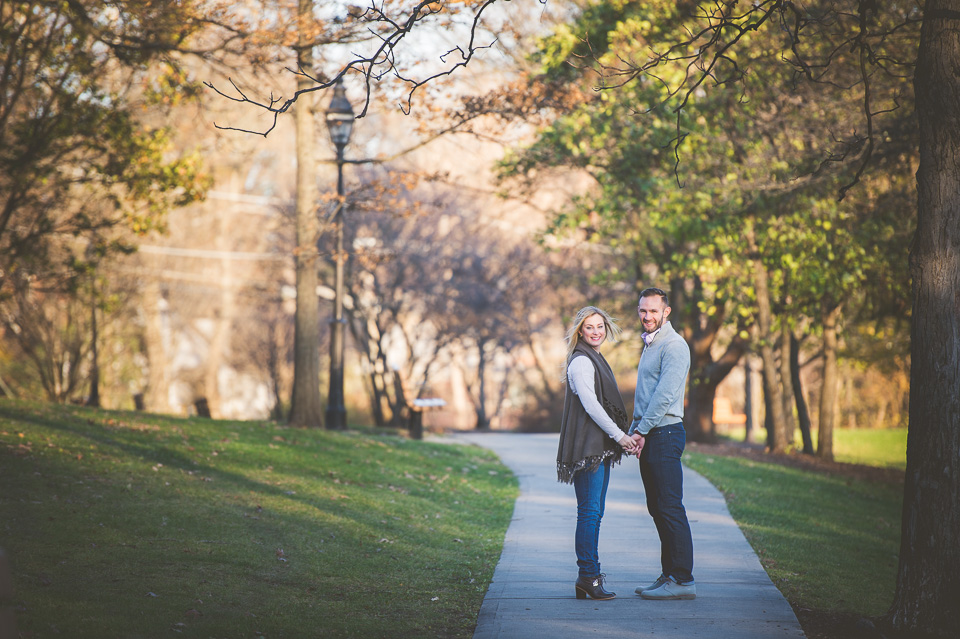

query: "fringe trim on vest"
xmin=556 ymin=449 xmax=619 ymax=485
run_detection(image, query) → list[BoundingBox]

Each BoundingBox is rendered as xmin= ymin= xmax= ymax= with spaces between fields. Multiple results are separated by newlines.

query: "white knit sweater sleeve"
xmin=567 ymin=357 xmax=628 ymax=442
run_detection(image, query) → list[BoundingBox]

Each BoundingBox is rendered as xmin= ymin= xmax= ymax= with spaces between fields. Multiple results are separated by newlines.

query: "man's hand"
xmin=630 ymin=433 xmax=645 ymax=457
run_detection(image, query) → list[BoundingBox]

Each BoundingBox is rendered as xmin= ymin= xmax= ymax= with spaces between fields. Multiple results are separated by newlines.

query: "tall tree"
xmin=288 ymin=0 xmax=324 ymax=428
xmin=890 ymin=3 xmax=960 ymax=632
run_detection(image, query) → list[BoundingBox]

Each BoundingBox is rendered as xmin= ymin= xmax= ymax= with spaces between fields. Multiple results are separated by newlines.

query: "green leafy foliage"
xmin=0 ymin=1 xmax=212 ymax=295
xmin=498 ymin=0 xmax=915 ymax=353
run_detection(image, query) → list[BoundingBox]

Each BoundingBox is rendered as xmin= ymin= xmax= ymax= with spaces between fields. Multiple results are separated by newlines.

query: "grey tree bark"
xmin=816 ymin=305 xmax=839 ymax=462
xmin=887 ymin=3 xmax=960 ymax=634
xmin=778 ymin=323 xmax=797 ymax=447
xmin=748 ymin=229 xmax=790 ymax=453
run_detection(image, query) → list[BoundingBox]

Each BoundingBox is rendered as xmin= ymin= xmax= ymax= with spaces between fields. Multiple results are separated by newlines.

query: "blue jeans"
xmin=573 ymin=458 xmax=611 ymax=579
xmin=639 ymin=423 xmax=694 ymax=584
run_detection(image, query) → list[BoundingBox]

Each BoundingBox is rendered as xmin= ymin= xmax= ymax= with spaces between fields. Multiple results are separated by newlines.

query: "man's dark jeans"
xmin=640 ymin=422 xmax=694 ymax=584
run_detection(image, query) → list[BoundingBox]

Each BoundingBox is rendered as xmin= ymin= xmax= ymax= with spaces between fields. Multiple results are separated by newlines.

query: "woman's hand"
xmin=618 ymin=434 xmax=639 ymax=454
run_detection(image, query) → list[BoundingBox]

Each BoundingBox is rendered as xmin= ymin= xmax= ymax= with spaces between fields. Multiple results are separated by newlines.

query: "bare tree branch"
xmin=203 ymin=0 xmax=506 ymax=136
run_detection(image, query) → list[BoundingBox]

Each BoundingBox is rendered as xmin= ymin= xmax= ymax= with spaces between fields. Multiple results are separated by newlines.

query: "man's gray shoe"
xmin=640 ymin=579 xmax=697 ymax=600
xmin=634 ymin=574 xmax=669 ymax=595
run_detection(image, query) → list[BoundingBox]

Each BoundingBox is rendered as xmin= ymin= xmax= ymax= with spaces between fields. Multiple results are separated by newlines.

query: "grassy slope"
xmin=684 ymin=449 xmax=903 ymax=619
xmin=0 ymin=400 xmax=517 ymax=638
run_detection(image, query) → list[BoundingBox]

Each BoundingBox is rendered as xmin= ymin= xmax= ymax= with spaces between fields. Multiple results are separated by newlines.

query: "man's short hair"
xmin=639 ymin=287 xmax=669 ymax=307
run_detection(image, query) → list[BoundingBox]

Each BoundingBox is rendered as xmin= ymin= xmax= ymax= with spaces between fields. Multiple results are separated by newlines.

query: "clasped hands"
xmin=619 ymin=432 xmax=645 ymax=457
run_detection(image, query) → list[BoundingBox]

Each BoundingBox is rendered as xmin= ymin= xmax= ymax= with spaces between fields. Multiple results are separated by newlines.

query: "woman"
xmin=557 ymin=306 xmax=638 ymax=600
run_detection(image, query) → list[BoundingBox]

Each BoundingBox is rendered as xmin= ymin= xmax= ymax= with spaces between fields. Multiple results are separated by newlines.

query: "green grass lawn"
xmin=727 ymin=426 xmax=908 ymax=469
xmin=2 ymin=398 xmax=907 ymax=637
xmin=831 ymin=428 xmax=907 ymax=470
xmin=684 ymin=447 xmax=903 ymax=620
xmin=0 ymin=400 xmax=517 ymax=638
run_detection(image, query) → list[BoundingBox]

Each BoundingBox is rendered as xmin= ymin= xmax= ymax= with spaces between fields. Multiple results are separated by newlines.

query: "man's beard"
xmin=646 ymin=315 xmax=665 ymax=333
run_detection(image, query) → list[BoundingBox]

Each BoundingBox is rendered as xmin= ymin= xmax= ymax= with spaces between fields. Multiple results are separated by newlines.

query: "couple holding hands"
xmin=557 ymin=287 xmax=696 ymax=601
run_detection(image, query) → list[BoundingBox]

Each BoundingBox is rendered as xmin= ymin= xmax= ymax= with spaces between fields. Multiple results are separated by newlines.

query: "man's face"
xmin=638 ymin=295 xmax=670 ymax=334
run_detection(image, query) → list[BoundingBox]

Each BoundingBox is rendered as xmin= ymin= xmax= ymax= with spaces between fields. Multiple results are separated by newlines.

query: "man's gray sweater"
xmin=628 ymin=321 xmax=691 ymax=436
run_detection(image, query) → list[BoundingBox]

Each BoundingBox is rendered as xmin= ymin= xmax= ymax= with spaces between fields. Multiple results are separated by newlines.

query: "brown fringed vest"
xmin=556 ymin=341 xmax=629 ymax=484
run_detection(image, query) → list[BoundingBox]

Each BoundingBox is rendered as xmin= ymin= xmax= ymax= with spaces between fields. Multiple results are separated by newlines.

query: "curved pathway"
xmin=448 ymin=432 xmax=806 ymax=639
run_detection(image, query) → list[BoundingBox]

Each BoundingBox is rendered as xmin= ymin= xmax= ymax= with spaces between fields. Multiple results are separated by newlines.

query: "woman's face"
xmin=579 ymin=313 xmax=607 ymax=350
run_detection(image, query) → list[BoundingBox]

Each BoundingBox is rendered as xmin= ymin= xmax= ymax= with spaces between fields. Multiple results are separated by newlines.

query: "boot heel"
xmin=574 ymin=574 xmax=616 ymax=600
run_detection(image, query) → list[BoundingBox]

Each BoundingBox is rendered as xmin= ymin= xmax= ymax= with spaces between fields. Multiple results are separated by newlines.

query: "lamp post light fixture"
xmin=324 ymin=78 xmax=354 ymax=430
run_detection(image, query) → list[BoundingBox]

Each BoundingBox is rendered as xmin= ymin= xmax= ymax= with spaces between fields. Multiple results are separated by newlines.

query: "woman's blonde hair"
xmin=564 ymin=306 xmax=622 ymax=364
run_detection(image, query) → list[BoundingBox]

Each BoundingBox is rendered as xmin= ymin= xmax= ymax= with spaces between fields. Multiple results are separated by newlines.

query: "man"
xmin=628 ymin=287 xmax=696 ymax=600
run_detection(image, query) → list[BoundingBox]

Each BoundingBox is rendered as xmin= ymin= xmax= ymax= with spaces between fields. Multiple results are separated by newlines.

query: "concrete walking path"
xmin=448 ymin=432 xmax=806 ymax=639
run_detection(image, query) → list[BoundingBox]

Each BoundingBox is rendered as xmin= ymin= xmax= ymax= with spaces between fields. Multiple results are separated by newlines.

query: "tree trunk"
xmin=686 ymin=333 xmax=748 ymax=443
xmin=347 ymin=315 xmax=389 ymax=427
xmin=778 ymin=323 xmax=797 ymax=448
xmin=142 ymin=280 xmax=171 ymax=413
xmin=748 ymin=232 xmax=789 ymax=453
xmin=387 ymin=369 xmax=407 ymax=429
xmin=762 ymin=369 xmax=775 ymax=450
xmin=672 ymin=277 xmax=748 ymax=443
xmin=288 ymin=1 xmax=323 ymax=428
xmin=817 ymin=305 xmax=839 ymax=461
xmin=686 ymin=383 xmax=716 ymax=443
xmin=758 ymin=337 xmax=787 ymax=452
xmin=527 ymin=333 xmax=561 ymax=407
xmin=790 ymin=332 xmax=814 ymax=455
xmin=366 ymin=371 xmax=388 ymax=428
xmin=475 ymin=340 xmax=489 ymax=429
xmin=743 ymin=356 xmax=754 ymax=443
xmin=268 ymin=314 xmax=285 ymax=421
xmin=85 ymin=289 xmax=100 ymax=408
xmin=0 ymin=374 xmax=14 ymax=398
xmin=887 ymin=5 xmax=960 ymax=634
xmin=203 ymin=205 xmax=234 ymax=420
xmin=492 ymin=356 xmax=514 ymax=428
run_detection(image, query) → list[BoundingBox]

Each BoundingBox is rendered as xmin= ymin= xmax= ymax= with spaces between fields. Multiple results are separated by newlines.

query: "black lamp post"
xmin=323 ymin=78 xmax=354 ymax=430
